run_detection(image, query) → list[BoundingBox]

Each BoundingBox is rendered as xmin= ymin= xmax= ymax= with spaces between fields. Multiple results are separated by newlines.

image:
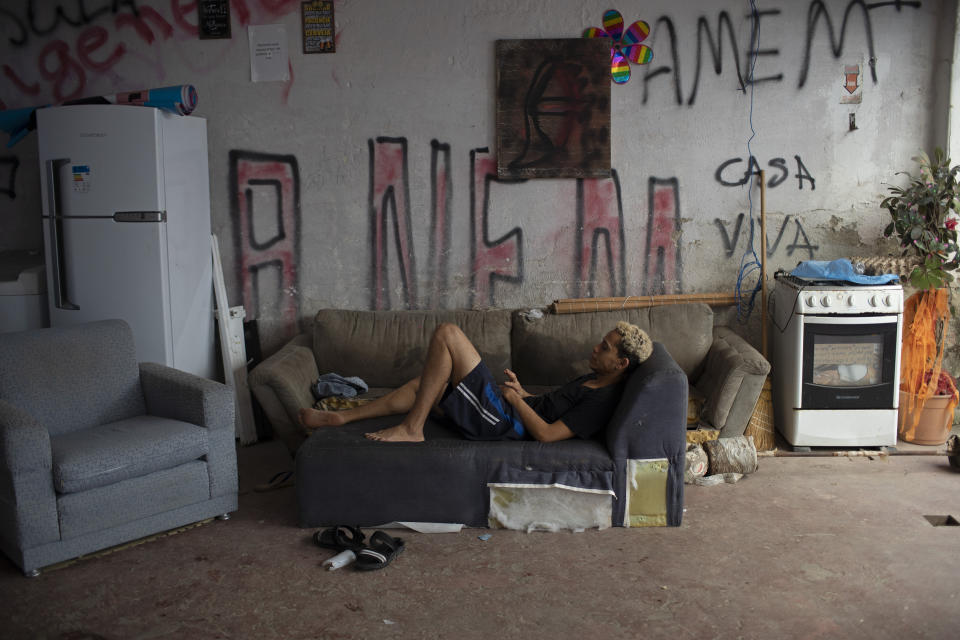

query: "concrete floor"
xmin=2 ymin=436 xmax=959 ymax=639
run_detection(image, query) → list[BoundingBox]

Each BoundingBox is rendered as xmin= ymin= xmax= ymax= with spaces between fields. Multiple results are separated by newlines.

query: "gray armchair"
xmin=0 ymin=319 xmax=237 ymax=576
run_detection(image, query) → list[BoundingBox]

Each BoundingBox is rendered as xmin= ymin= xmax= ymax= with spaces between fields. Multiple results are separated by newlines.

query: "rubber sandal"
xmin=254 ymin=470 xmax=294 ymax=492
xmin=313 ymin=525 xmax=366 ymax=553
xmin=355 ymin=530 xmax=405 ymax=571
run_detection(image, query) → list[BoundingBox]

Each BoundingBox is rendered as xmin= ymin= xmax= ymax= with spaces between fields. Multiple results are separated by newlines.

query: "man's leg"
xmin=299 ymin=377 xmax=422 ymax=428
xmin=365 ymin=323 xmax=482 ymax=442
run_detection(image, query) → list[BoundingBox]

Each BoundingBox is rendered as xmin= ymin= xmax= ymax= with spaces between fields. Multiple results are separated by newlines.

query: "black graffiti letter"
xmin=715 ymin=213 xmax=745 ymax=257
xmin=746 ymin=7 xmax=783 ymax=84
xmin=716 ymin=158 xmax=747 ymax=187
xmin=800 ymin=1 xmax=877 ymax=88
xmin=767 ymin=157 xmax=789 ymax=187
xmin=688 ymin=11 xmax=745 ymax=105
xmin=787 ymin=220 xmax=819 ymax=259
xmin=795 ymin=155 xmax=816 ymax=190
xmin=642 ymin=16 xmax=683 ymax=106
xmin=767 ymin=214 xmax=793 ymax=255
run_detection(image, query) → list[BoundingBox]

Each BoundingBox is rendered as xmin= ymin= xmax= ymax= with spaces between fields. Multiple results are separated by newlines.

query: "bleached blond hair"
xmin=615 ymin=321 xmax=653 ymax=371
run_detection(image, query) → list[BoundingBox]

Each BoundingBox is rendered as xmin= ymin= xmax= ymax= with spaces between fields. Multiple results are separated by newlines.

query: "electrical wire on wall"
xmin=736 ymin=0 xmax=763 ymax=323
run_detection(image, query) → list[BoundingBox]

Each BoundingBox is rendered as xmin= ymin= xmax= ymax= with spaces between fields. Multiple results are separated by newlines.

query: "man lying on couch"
xmin=298 ymin=321 xmax=652 ymax=443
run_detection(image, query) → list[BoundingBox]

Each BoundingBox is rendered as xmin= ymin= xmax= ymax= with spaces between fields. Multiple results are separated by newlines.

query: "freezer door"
xmin=42 ymin=216 xmax=174 ymax=366
xmin=37 ymin=105 xmax=164 ymax=216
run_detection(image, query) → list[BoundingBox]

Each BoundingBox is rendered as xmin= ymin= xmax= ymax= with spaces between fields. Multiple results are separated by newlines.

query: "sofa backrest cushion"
xmin=510 ymin=304 xmax=713 ymax=385
xmin=311 ymin=309 xmax=513 ymax=387
xmin=0 ymin=319 xmax=146 ymax=436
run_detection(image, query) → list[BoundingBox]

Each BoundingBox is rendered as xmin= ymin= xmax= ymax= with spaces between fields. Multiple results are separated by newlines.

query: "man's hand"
xmin=501 ymin=369 xmax=531 ymax=399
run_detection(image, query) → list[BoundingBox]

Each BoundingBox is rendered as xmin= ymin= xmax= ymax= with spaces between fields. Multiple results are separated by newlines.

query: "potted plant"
xmin=899 ymin=370 xmax=959 ymax=444
xmin=881 ymin=148 xmax=960 ymax=289
xmin=882 ymin=149 xmax=960 ymax=444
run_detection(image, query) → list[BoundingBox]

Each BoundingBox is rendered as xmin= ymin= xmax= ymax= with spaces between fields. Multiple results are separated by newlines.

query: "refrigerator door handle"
xmin=45 ymin=158 xmax=80 ymax=311
xmin=114 ymin=211 xmax=167 ymax=222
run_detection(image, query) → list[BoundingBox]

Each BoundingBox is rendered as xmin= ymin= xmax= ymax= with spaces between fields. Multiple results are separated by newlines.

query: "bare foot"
xmin=299 ymin=407 xmax=346 ymax=428
xmin=364 ymin=424 xmax=424 ymax=442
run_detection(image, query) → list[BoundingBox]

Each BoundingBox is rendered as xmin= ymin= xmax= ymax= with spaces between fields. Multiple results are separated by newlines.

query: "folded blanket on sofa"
xmin=311 ymin=373 xmax=369 ymax=400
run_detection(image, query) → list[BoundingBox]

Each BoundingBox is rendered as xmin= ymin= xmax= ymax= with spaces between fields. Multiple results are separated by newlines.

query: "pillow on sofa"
xmin=510 ymin=304 xmax=713 ymax=386
xmin=311 ymin=309 xmax=513 ymax=387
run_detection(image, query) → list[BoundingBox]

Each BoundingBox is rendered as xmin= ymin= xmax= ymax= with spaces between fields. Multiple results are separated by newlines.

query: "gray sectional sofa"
xmin=249 ymin=304 xmax=769 ymax=530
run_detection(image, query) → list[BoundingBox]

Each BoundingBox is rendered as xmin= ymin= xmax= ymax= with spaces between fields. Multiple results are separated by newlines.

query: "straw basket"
xmin=743 ymin=378 xmax=775 ymax=451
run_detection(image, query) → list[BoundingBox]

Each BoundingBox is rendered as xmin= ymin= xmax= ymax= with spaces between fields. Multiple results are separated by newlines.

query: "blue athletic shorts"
xmin=438 ymin=361 xmax=526 ymax=441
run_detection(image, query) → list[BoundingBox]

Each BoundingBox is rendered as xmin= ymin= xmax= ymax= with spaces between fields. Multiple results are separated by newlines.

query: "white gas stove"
xmin=769 ymin=273 xmax=904 ymax=448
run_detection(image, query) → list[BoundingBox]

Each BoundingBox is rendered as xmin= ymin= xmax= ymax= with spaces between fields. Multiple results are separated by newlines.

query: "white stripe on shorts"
xmin=456 ymin=382 xmax=500 ymax=425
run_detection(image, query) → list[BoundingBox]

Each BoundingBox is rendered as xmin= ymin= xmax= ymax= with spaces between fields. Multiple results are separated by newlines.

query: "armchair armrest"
xmin=140 ymin=363 xmax=234 ymax=432
xmin=0 ymin=400 xmax=60 ymax=553
xmin=139 ymin=363 xmax=237 ymax=498
xmin=605 ymin=343 xmax=688 ymax=527
xmin=694 ymin=326 xmax=771 ymax=437
xmin=248 ymin=333 xmax=318 ymax=454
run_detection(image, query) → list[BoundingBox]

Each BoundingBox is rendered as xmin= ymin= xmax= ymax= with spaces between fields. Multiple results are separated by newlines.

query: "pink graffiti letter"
xmin=229 ymin=150 xmax=300 ymax=340
xmin=470 ymin=148 xmax=522 ymax=307
xmin=577 ymin=170 xmax=625 ymax=298
xmin=643 ymin=177 xmax=683 ymax=295
xmin=369 ymin=137 xmax=418 ymax=310
xmin=428 ymin=140 xmax=451 ymax=308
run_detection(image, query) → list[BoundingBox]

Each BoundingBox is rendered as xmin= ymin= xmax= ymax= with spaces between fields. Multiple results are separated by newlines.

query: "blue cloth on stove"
xmin=790 ymin=259 xmax=899 ymax=285
xmin=311 ymin=373 xmax=369 ymax=399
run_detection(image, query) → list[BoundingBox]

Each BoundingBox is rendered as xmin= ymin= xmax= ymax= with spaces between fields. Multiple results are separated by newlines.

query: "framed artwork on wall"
xmin=302 ymin=0 xmax=335 ymax=53
xmin=198 ymin=0 xmax=231 ymax=40
xmin=496 ymin=38 xmax=611 ymax=179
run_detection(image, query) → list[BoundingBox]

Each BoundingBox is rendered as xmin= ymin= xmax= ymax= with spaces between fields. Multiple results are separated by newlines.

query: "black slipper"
xmin=355 ymin=530 xmax=405 ymax=571
xmin=313 ymin=525 xmax=366 ymax=553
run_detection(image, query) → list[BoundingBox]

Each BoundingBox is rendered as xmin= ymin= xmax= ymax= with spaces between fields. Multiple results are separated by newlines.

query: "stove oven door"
xmin=800 ymin=315 xmax=901 ymax=410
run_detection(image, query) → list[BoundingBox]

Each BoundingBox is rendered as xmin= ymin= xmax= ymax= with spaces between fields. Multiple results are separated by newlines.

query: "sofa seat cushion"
xmin=51 ymin=416 xmax=209 ymax=494
xmin=296 ymin=417 xmax=614 ymax=528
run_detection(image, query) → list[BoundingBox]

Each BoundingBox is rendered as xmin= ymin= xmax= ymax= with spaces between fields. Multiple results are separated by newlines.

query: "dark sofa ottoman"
xmin=295 ymin=417 xmax=616 ymax=528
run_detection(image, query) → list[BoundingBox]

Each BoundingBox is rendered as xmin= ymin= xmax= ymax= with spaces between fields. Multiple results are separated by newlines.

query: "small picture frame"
xmin=302 ymin=0 xmax=335 ymax=54
xmin=198 ymin=0 xmax=231 ymax=40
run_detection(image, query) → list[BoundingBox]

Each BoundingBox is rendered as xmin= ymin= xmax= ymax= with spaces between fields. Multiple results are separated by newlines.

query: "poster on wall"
xmin=841 ymin=63 xmax=862 ymax=104
xmin=496 ymin=38 xmax=611 ymax=179
xmin=198 ymin=0 xmax=231 ymax=40
xmin=248 ymin=24 xmax=290 ymax=82
xmin=302 ymin=0 xmax=335 ymax=53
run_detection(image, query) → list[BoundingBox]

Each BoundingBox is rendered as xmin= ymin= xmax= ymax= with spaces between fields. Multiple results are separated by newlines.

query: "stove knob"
xmin=821 ymin=295 xmax=833 ymax=307
xmin=869 ymin=294 xmax=880 ymax=307
xmin=883 ymin=295 xmax=893 ymax=307
xmin=847 ymin=294 xmax=857 ymax=307
xmin=805 ymin=295 xmax=817 ymax=307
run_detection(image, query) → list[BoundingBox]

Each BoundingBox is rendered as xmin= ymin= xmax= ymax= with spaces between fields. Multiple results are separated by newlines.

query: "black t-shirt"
xmin=524 ymin=374 xmax=624 ymax=439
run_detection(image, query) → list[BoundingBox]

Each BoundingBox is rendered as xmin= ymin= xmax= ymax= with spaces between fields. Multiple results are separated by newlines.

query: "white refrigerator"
xmin=37 ymin=105 xmax=215 ymax=379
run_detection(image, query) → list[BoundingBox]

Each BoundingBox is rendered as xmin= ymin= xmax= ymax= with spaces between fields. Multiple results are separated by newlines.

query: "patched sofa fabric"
xmin=0 ymin=320 xmax=238 ymax=575
xmin=249 ymin=304 xmax=770 ymax=529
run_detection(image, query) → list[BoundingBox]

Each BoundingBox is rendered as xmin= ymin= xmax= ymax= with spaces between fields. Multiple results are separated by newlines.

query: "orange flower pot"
xmin=898 ymin=391 xmax=957 ymax=445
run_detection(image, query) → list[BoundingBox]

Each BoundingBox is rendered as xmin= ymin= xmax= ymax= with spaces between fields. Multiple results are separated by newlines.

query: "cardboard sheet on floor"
xmin=487 ymin=484 xmax=614 ymax=532
xmin=377 ymin=522 xmax=464 ymax=533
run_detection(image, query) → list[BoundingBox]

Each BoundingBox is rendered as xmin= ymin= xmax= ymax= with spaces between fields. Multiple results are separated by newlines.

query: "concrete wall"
xmin=0 ymin=0 xmax=954 ymax=354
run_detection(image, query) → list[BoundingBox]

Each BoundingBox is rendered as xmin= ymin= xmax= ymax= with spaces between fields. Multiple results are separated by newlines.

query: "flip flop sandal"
xmin=313 ymin=525 xmax=367 ymax=553
xmin=355 ymin=530 xmax=405 ymax=571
